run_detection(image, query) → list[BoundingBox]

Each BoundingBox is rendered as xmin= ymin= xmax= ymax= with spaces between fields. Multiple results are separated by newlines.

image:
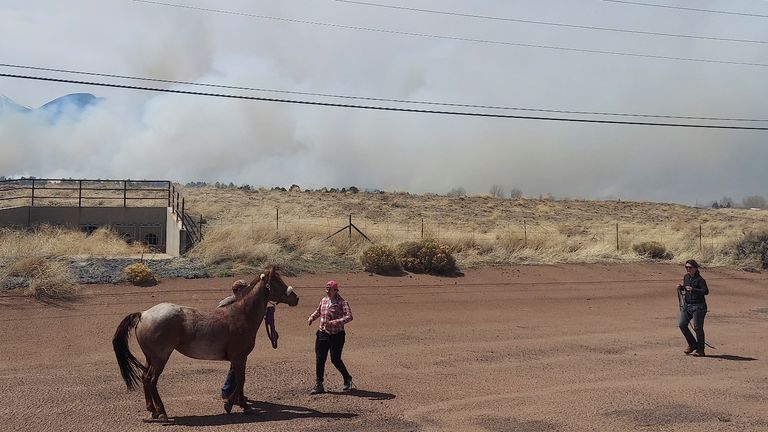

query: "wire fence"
xmin=207 ymin=212 xmax=767 ymax=252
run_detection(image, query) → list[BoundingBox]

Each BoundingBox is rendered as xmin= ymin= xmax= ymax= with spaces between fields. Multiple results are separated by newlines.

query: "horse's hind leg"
xmin=141 ymin=361 xmax=158 ymax=419
xmin=148 ymin=353 xmax=172 ymax=421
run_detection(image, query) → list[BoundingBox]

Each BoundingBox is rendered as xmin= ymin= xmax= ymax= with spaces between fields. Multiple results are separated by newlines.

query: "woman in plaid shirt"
xmin=307 ymin=280 xmax=354 ymax=394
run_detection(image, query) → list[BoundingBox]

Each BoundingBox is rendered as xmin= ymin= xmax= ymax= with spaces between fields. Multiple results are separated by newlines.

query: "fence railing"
xmin=0 ymin=178 xmax=203 ymax=246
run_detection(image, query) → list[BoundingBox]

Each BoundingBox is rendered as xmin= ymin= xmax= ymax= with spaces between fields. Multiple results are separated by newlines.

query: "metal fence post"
xmin=616 ymin=223 xmax=619 ymax=251
xmin=700 ymin=224 xmax=703 ymax=250
xmin=78 ymin=180 xmax=82 ymax=207
xmin=276 ymin=207 xmax=279 ymax=232
xmin=123 ymin=180 xmax=127 ymax=207
xmin=31 ymin=178 xmax=35 ymax=206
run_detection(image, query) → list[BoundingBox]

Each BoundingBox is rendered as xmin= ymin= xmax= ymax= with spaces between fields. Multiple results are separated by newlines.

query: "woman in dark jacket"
xmin=677 ymin=259 xmax=709 ymax=356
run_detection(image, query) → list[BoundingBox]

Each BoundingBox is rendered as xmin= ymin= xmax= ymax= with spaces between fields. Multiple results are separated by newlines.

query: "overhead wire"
xmin=602 ymin=0 xmax=768 ymax=18
xmin=335 ymin=0 xmax=768 ymax=44
xmin=2 ymin=63 xmax=767 ymax=122
xmin=2 ymin=72 xmax=768 ymax=130
xmin=130 ymin=0 xmax=768 ymax=68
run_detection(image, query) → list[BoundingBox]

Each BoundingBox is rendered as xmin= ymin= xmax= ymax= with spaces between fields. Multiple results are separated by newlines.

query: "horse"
xmin=112 ymin=266 xmax=299 ymax=420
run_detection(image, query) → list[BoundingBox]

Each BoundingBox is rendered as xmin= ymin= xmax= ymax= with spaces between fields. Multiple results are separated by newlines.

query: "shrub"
xmin=397 ymin=239 xmax=459 ymax=275
xmin=360 ymin=244 xmax=401 ymax=275
xmin=734 ymin=232 xmax=768 ymax=269
xmin=632 ymin=241 xmax=673 ymax=260
xmin=123 ymin=263 xmax=157 ymax=286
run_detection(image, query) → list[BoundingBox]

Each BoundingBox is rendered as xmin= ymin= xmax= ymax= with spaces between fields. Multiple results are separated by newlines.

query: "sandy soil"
xmin=1 ymin=264 xmax=767 ymax=432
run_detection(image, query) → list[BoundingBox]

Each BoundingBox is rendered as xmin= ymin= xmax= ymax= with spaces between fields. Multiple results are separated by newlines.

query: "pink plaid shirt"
xmin=309 ymin=295 xmax=353 ymax=335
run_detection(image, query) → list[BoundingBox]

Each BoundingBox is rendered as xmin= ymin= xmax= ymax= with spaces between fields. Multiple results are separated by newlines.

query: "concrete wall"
xmin=165 ymin=207 xmax=188 ymax=257
xmin=0 ymin=206 xmax=188 ymax=255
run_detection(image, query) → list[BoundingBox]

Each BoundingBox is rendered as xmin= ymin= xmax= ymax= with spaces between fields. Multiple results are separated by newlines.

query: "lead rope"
xmin=265 ymin=302 xmax=279 ymax=349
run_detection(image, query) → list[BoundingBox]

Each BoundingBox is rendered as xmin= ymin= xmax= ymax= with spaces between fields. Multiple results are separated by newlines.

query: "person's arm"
xmin=330 ymin=300 xmax=353 ymax=325
xmin=693 ymin=277 xmax=709 ymax=295
xmin=217 ymin=295 xmax=236 ymax=308
xmin=308 ymin=299 xmax=323 ymax=324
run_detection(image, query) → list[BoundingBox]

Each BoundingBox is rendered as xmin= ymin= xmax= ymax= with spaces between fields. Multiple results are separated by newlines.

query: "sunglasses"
xmin=684 ymin=266 xmax=694 ymax=269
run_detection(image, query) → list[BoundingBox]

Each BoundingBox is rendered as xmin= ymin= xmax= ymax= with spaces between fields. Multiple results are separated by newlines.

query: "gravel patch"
xmin=1 ymin=256 xmax=210 ymax=288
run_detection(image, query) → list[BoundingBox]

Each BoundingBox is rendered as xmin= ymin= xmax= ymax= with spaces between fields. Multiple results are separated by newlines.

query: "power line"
xmin=335 ymin=0 xmax=768 ymax=44
xmin=603 ymin=0 xmax=768 ymax=18
xmin=2 ymin=72 xmax=767 ymax=130
xmin=130 ymin=0 xmax=768 ymax=68
xmin=3 ymin=63 xmax=766 ymax=122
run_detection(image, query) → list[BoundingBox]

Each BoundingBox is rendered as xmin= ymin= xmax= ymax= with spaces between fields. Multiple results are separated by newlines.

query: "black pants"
xmin=315 ymin=330 xmax=351 ymax=384
xmin=679 ymin=303 xmax=707 ymax=351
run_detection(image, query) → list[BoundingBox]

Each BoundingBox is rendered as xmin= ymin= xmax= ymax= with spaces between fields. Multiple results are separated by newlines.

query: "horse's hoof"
xmin=150 ymin=412 xmax=159 ymax=420
xmin=157 ymin=414 xmax=168 ymax=422
xmin=243 ymin=405 xmax=255 ymax=414
xmin=224 ymin=401 xmax=233 ymax=414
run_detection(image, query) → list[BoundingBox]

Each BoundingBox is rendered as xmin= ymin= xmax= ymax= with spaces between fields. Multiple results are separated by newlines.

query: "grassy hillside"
xmin=179 ymin=186 xmax=768 ymax=274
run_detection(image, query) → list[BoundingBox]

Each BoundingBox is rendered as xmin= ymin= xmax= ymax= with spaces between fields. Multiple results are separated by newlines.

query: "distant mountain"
xmin=0 ymin=95 xmax=32 ymax=114
xmin=0 ymin=93 xmax=101 ymax=120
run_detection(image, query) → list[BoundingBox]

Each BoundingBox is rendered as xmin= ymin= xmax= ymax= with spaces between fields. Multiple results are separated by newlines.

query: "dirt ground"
xmin=1 ymin=264 xmax=767 ymax=432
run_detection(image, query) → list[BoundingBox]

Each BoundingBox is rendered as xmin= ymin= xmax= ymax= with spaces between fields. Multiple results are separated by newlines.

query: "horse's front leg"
xmin=224 ymin=359 xmax=253 ymax=414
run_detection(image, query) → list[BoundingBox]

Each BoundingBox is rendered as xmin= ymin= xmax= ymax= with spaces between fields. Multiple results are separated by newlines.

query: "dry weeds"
xmin=0 ymin=255 xmax=80 ymax=299
xmin=181 ymin=187 xmax=768 ymax=272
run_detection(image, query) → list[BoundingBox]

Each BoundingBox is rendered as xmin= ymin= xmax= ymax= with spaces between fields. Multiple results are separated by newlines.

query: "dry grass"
xmin=0 ymin=256 xmax=80 ymax=299
xmin=182 ymin=186 xmax=768 ymax=272
xmin=0 ymin=225 xmax=144 ymax=258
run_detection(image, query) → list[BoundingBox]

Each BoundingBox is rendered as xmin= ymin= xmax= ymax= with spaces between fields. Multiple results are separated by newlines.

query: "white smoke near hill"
xmin=1 ymin=0 xmax=768 ymax=204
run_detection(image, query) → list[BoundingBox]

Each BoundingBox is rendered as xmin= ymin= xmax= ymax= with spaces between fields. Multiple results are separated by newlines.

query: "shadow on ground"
xmin=325 ymin=389 xmax=396 ymax=400
xmin=166 ymin=401 xmax=358 ymax=426
xmin=703 ymin=354 xmax=757 ymax=361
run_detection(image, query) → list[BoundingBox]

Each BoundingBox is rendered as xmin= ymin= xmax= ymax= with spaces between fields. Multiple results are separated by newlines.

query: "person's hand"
xmin=685 ymin=286 xmax=693 ymax=292
xmin=307 ymin=317 xmax=313 ymax=326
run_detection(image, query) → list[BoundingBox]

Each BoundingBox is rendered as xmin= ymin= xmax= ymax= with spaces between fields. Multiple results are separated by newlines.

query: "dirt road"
xmin=1 ymin=264 xmax=766 ymax=431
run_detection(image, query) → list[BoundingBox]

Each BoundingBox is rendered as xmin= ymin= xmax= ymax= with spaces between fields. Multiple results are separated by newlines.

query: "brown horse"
xmin=112 ymin=266 xmax=299 ymax=420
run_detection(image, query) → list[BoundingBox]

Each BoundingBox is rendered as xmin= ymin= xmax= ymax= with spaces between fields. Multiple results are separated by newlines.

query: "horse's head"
xmin=263 ymin=266 xmax=299 ymax=306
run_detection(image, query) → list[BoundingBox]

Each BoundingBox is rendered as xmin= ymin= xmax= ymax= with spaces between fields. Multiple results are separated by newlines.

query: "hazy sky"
xmin=1 ymin=0 xmax=767 ymax=204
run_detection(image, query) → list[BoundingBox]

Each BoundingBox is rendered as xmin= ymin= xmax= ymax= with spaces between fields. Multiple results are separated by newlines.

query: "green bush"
xmin=734 ymin=232 xmax=768 ymax=269
xmin=360 ymin=244 xmax=401 ymax=275
xmin=123 ymin=263 xmax=157 ymax=286
xmin=632 ymin=241 xmax=673 ymax=260
xmin=397 ymin=239 xmax=459 ymax=275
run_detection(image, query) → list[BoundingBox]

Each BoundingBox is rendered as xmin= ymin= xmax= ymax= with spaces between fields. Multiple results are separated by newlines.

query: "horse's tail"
xmin=112 ymin=312 xmax=146 ymax=391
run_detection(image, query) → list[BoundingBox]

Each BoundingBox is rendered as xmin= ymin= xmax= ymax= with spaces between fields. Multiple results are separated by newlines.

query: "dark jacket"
xmin=681 ymin=272 xmax=708 ymax=305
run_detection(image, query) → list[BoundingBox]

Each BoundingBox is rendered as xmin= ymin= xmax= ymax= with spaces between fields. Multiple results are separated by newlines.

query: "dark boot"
xmin=684 ymin=346 xmax=695 ymax=355
xmin=310 ymin=382 xmax=325 ymax=395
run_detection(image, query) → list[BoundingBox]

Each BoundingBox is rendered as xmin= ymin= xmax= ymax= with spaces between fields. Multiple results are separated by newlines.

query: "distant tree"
xmin=289 ymin=184 xmax=301 ymax=192
xmin=712 ymin=201 xmax=721 ymax=209
xmin=719 ymin=196 xmax=734 ymax=208
xmin=489 ymin=184 xmax=505 ymax=198
xmin=447 ymin=187 xmax=466 ymax=197
xmin=742 ymin=195 xmax=766 ymax=209
xmin=348 ymin=186 xmax=360 ymax=194
xmin=509 ymin=188 xmax=523 ymax=199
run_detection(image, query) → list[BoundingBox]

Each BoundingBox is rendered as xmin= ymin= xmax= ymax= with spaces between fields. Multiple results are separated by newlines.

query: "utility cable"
xmin=130 ymin=0 xmax=768 ymax=68
xmin=335 ymin=0 xmax=768 ymax=44
xmin=603 ymin=0 xmax=768 ymax=18
xmin=2 ymin=72 xmax=768 ymax=130
xmin=3 ymin=63 xmax=767 ymax=122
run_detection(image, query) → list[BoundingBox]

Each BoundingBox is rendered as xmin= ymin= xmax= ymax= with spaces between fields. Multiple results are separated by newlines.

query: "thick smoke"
xmin=1 ymin=0 xmax=767 ymax=204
